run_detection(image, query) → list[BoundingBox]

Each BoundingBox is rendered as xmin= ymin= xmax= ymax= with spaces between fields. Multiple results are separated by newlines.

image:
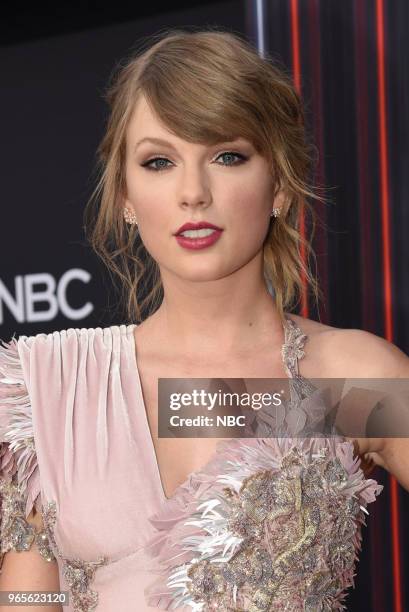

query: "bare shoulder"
xmin=285 ymin=312 xmax=335 ymax=336
xmin=286 ymin=313 xmax=409 ymax=378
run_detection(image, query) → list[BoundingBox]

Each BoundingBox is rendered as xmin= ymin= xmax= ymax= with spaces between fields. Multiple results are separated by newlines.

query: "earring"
xmin=270 ymin=207 xmax=281 ymax=218
xmin=124 ymin=207 xmax=138 ymax=226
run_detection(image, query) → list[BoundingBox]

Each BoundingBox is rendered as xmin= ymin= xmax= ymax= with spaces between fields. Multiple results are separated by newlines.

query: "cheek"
xmin=126 ymin=170 xmax=164 ymax=222
xmin=233 ymin=169 xmax=273 ymax=208
xmin=125 ymin=175 xmax=172 ymax=258
xmin=230 ymin=183 xmax=272 ymax=235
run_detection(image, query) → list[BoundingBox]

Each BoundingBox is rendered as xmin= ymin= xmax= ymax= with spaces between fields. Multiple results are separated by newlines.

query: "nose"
xmin=178 ymin=166 xmax=212 ymax=212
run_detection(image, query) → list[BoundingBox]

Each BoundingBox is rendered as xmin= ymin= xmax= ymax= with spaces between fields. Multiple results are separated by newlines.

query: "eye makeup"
xmin=140 ymin=151 xmax=249 ymax=172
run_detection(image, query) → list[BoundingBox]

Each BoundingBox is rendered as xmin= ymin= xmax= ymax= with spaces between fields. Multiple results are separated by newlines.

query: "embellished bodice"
xmin=142 ymin=317 xmax=383 ymax=611
xmin=0 ymin=316 xmax=383 ymax=612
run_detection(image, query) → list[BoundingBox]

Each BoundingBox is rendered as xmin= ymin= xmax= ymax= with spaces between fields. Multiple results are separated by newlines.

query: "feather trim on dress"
xmin=0 ymin=336 xmax=40 ymax=518
xmin=143 ymin=433 xmax=383 ymax=610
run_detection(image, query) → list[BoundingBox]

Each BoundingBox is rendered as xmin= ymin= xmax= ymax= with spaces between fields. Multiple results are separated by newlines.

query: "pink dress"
xmin=0 ymin=316 xmax=382 ymax=611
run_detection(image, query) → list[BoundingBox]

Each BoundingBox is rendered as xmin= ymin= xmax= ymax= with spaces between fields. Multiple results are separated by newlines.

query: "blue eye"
xmin=216 ymin=151 xmax=247 ymax=166
xmin=141 ymin=151 xmax=248 ymax=172
xmin=141 ymin=157 xmax=172 ymax=171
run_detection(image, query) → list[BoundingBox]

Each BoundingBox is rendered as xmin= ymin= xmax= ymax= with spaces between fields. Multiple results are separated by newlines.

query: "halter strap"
xmin=281 ymin=315 xmax=308 ymax=378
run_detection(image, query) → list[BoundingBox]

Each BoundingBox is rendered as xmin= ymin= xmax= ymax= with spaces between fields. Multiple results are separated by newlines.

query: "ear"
xmin=122 ymin=195 xmax=135 ymax=213
xmin=273 ymin=186 xmax=288 ymax=215
xmin=121 ymin=194 xmax=138 ymax=225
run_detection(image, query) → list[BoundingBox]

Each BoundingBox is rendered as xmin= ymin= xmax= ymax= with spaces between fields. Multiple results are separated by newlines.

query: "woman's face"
xmin=124 ymin=95 xmax=284 ymax=284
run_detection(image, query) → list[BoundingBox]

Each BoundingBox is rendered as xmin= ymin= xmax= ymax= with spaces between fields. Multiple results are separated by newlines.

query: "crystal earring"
xmin=270 ymin=207 xmax=281 ymax=218
xmin=124 ymin=207 xmax=138 ymax=226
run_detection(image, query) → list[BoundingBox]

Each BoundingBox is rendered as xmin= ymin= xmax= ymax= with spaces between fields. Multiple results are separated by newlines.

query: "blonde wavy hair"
xmin=83 ymin=26 xmax=325 ymax=324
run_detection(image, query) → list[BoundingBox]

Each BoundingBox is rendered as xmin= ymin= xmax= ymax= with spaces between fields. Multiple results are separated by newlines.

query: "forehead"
xmin=126 ymin=94 xmax=251 ymax=152
xmin=127 ymin=95 xmax=179 ymax=147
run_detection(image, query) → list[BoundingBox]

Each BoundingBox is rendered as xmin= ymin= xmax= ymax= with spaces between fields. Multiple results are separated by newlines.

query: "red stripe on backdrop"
xmin=375 ymin=1 xmax=402 ymax=611
xmin=376 ymin=0 xmax=393 ymax=341
xmin=289 ymin=0 xmax=308 ymax=317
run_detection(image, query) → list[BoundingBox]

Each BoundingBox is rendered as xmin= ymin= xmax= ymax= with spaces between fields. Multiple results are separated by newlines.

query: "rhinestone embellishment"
xmin=0 ymin=477 xmax=55 ymax=571
xmin=281 ymin=317 xmax=308 ymax=378
xmin=163 ymin=446 xmax=372 ymax=611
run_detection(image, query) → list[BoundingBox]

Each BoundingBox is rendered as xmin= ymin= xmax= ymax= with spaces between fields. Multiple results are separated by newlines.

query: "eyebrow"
xmin=133 ymin=136 xmax=245 ymax=153
xmin=134 ymin=137 xmax=177 ymax=151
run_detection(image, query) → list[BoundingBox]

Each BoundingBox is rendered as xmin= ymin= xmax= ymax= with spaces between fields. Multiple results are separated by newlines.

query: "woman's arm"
xmin=336 ymin=328 xmax=409 ymax=491
xmin=0 ymin=508 xmax=63 ymax=612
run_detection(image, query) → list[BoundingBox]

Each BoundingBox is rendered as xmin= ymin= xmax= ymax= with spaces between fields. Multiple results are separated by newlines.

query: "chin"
xmin=173 ymin=265 xmax=228 ymax=282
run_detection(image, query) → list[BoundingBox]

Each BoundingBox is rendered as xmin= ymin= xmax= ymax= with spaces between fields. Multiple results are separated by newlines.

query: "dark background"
xmin=1 ymin=1 xmax=408 ymax=610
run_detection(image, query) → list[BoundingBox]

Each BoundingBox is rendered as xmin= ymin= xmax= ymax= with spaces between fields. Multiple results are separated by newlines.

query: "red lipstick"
xmin=174 ymin=221 xmax=223 ymax=235
xmin=174 ymin=221 xmax=223 ymax=251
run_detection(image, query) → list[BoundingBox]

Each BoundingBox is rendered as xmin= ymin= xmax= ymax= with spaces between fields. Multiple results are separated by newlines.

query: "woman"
xmin=1 ymin=27 xmax=408 ymax=611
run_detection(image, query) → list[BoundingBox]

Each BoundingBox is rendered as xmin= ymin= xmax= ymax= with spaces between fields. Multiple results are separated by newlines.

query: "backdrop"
xmin=1 ymin=1 xmax=407 ymax=609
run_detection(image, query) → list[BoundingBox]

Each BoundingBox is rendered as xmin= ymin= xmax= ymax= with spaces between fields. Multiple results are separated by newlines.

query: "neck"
xmin=147 ymin=289 xmax=286 ymax=360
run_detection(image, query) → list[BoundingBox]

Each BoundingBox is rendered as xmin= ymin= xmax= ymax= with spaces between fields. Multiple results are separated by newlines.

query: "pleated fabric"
xmin=1 ymin=325 xmax=164 ymax=611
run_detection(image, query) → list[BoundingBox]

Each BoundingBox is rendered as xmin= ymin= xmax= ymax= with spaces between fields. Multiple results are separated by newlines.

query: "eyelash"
xmin=140 ymin=151 xmax=248 ymax=172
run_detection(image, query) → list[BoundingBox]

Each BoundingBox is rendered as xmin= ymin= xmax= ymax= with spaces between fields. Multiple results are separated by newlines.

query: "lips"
xmin=175 ymin=228 xmax=223 ymax=250
xmin=175 ymin=221 xmax=223 ymax=235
